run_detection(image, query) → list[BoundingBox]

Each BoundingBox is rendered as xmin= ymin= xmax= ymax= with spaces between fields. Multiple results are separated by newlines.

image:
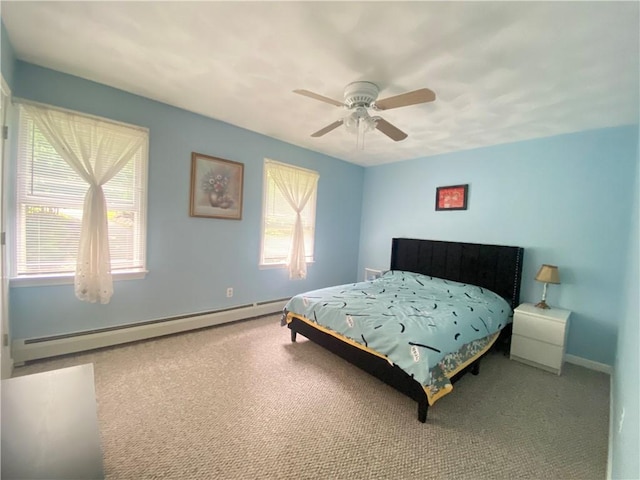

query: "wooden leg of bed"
xmin=471 ymin=359 xmax=481 ymax=376
xmin=418 ymin=399 xmax=428 ymax=423
xmin=290 ymin=329 xmax=297 ymax=343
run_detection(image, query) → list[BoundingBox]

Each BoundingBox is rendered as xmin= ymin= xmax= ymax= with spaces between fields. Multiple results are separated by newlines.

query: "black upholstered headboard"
xmin=390 ymin=238 xmax=524 ymax=310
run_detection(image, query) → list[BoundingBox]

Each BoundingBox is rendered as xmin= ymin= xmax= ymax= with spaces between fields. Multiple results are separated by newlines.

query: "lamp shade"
xmin=535 ymin=264 xmax=560 ymax=284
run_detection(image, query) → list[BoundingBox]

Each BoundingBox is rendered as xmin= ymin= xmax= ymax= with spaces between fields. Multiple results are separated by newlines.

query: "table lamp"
xmin=534 ymin=264 xmax=560 ymax=309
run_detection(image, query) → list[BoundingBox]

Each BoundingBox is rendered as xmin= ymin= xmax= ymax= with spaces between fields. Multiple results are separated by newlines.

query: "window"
xmin=13 ymin=103 xmax=148 ymax=283
xmin=260 ymin=159 xmax=318 ymax=268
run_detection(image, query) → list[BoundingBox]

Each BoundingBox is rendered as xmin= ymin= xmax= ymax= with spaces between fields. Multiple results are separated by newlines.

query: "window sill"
xmin=10 ymin=270 xmax=148 ymax=288
xmin=259 ymin=261 xmax=315 ymax=270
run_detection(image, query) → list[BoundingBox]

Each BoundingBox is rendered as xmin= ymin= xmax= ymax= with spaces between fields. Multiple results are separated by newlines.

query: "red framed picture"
xmin=435 ymin=184 xmax=468 ymax=211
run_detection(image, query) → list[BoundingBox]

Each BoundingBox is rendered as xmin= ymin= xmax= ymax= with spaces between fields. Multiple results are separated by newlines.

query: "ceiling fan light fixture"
xmin=343 ymin=107 xmax=377 ymax=150
xmin=343 ymin=110 xmax=359 ymax=134
xmin=344 ymin=107 xmax=376 ymax=134
xmin=364 ymin=115 xmax=378 ymax=131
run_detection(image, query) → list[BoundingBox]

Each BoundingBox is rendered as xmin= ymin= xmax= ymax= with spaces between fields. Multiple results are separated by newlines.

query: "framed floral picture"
xmin=190 ymin=152 xmax=244 ymax=219
xmin=435 ymin=184 xmax=468 ymax=211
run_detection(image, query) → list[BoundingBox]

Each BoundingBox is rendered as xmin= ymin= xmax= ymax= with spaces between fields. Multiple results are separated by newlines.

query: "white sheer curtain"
xmin=23 ymin=104 xmax=146 ymax=303
xmin=269 ymin=163 xmax=319 ymax=280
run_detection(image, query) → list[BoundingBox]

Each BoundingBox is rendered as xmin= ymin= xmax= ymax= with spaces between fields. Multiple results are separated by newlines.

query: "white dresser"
xmin=510 ymin=303 xmax=571 ymax=375
xmin=1 ymin=364 xmax=104 ymax=479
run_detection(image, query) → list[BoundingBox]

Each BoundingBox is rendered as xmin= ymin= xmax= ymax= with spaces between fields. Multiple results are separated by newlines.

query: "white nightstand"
xmin=510 ymin=303 xmax=571 ymax=375
xmin=364 ymin=268 xmax=384 ymax=281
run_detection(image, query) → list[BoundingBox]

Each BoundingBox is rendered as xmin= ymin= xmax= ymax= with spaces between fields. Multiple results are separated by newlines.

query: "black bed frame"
xmin=287 ymin=238 xmax=524 ymax=422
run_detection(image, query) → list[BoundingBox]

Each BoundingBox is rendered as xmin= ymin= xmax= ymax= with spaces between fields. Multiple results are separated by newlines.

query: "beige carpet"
xmin=13 ymin=315 xmax=609 ymax=479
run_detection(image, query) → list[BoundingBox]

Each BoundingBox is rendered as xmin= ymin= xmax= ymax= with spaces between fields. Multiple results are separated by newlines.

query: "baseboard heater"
xmin=12 ymin=299 xmax=289 ymax=364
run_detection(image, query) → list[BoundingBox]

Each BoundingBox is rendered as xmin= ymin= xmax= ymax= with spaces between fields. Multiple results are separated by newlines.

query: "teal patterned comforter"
xmin=284 ymin=270 xmax=511 ymax=391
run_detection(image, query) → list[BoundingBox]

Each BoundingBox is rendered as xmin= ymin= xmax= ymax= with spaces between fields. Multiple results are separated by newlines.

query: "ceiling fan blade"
xmin=374 ymin=88 xmax=436 ymax=111
xmin=293 ymin=89 xmax=344 ymax=107
xmin=311 ymin=120 xmax=344 ymax=137
xmin=375 ymin=118 xmax=408 ymax=141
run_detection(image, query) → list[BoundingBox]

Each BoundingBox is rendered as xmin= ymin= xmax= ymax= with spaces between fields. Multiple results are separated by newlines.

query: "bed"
xmin=283 ymin=238 xmax=524 ymax=422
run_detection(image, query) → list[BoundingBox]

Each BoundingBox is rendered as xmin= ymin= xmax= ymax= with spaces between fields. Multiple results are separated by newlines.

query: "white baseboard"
xmin=12 ymin=300 xmax=287 ymax=364
xmin=565 ymin=353 xmax=613 ymax=375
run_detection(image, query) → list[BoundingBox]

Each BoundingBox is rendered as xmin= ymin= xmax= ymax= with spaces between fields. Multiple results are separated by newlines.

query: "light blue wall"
xmin=611 ymin=129 xmax=639 ymax=480
xmin=358 ymin=127 xmax=639 ymax=365
xmin=8 ymin=61 xmax=364 ymax=339
xmin=1 ymin=19 xmax=15 ymax=88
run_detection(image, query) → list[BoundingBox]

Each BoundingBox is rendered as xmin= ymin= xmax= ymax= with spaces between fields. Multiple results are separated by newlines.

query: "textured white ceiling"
xmin=2 ymin=1 xmax=639 ymax=166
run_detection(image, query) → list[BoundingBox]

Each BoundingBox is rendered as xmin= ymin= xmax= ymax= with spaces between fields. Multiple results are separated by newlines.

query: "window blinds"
xmin=261 ymin=159 xmax=318 ymax=267
xmin=15 ymin=103 xmax=148 ymax=278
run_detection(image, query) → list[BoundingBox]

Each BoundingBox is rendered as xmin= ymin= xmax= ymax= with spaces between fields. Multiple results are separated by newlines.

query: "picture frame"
xmin=190 ymin=152 xmax=244 ymax=220
xmin=435 ymin=184 xmax=468 ymax=211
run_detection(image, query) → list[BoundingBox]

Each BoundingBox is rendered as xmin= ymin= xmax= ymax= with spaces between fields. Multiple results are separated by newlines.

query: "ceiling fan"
xmin=293 ymin=81 xmax=436 ymax=142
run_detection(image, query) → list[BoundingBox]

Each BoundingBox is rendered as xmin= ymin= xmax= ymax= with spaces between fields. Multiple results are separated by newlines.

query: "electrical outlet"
xmin=226 ymin=287 xmax=233 ymax=298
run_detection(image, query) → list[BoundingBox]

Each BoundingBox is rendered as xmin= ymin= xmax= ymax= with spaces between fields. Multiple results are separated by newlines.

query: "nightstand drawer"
xmin=511 ymin=334 xmax=563 ymax=372
xmin=512 ymin=313 xmax=566 ymax=346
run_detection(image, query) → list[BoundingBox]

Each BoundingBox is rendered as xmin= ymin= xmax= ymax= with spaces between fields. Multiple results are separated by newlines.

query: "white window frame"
xmin=10 ymin=100 xmax=149 ymax=287
xmin=259 ymin=159 xmax=318 ymax=268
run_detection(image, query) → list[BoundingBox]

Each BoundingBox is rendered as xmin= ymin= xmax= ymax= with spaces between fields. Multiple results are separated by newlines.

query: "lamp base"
xmin=535 ymin=300 xmax=550 ymax=309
